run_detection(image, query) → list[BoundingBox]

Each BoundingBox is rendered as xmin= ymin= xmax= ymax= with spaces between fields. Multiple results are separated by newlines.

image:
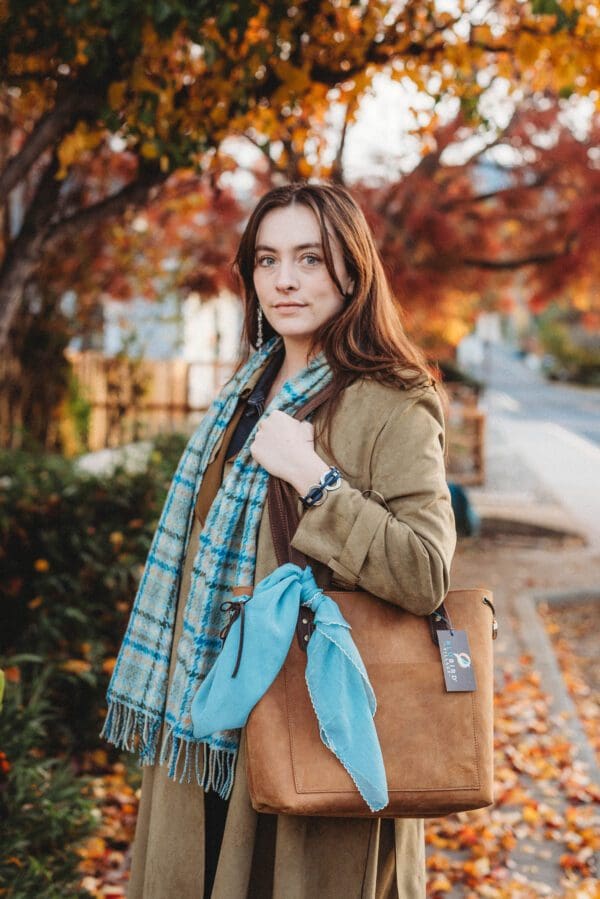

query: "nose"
xmin=275 ymin=259 xmax=300 ymax=292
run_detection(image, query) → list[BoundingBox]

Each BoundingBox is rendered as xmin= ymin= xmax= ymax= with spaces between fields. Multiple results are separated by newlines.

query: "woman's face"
xmin=253 ymin=204 xmax=354 ymax=352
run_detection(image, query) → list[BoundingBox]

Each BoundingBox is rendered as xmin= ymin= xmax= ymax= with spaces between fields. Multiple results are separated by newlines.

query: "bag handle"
xmin=266 ymin=383 xmax=335 ymax=651
xmin=267 ymin=382 xmax=335 ymax=570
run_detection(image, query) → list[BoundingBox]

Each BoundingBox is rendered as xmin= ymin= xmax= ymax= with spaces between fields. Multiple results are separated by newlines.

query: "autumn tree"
xmin=46 ymin=98 xmax=599 ymax=367
xmin=342 ymin=98 xmax=598 ymax=357
xmin=2 ymin=0 xmax=599 ymax=352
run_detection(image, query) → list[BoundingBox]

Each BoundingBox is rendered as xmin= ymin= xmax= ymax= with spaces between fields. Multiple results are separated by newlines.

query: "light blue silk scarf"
xmin=191 ymin=563 xmax=389 ymax=813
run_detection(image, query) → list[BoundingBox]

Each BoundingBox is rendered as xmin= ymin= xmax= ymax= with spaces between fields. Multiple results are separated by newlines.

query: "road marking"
xmin=487 ymin=390 xmax=522 ymax=413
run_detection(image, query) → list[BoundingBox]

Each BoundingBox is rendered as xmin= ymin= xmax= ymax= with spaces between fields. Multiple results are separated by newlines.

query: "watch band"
xmin=300 ymin=466 xmax=343 ymax=509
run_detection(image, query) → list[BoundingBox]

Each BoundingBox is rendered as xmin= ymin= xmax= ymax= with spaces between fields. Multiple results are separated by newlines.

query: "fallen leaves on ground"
xmin=76 ymin=657 xmax=599 ymax=898
xmin=539 ymin=599 xmax=600 ymax=767
xmin=425 ymin=654 xmax=600 ymax=897
xmin=76 ymin=751 xmax=139 ymax=898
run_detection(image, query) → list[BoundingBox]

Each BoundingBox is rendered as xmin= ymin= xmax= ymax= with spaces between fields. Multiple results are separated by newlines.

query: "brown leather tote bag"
xmin=237 ymin=389 xmax=497 ymax=818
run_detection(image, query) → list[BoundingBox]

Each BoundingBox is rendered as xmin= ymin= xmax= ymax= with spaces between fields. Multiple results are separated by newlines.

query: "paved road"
xmin=476 ymin=343 xmax=600 ymax=447
xmin=467 ymin=343 xmax=600 ymax=550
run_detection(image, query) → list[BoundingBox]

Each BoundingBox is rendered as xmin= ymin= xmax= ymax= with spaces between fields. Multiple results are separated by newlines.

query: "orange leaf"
xmin=3 ymin=666 xmax=20 ymax=683
xmin=102 ymin=657 xmax=117 ymax=675
xmin=429 ymin=874 xmax=452 ymax=892
xmin=61 ymin=659 xmax=92 ymax=675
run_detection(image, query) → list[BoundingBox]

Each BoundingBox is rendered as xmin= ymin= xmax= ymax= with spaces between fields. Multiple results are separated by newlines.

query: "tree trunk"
xmin=0 ymin=155 xmax=63 ymax=351
xmin=0 ymin=91 xmax=99 ymax=200
xmin=0 ymin=157 xmax=167 ymax=352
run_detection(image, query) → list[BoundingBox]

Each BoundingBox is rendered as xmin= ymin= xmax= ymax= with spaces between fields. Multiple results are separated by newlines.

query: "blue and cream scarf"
xmin=102 ymin=336 xmax=333 ymax=798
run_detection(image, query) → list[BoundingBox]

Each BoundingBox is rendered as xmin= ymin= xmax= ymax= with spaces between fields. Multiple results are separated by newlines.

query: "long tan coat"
xmin=127 ymin=366 xmax=457 ymax=899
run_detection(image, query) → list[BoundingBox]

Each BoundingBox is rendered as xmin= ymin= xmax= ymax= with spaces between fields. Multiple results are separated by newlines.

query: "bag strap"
xmin=267 ymin=381 xmax=335 ymax=569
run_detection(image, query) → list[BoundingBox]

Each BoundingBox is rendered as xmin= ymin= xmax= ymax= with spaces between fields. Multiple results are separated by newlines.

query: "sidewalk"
xmin=480 ymin=397 xmax=600 ymax=551
xmin=432 ymin=398 xmax=600 ymax=897
xmin=468 ymin=414 xmax=586 ymax=544
xmin=476 ymin=405 xmax=600 ymax=779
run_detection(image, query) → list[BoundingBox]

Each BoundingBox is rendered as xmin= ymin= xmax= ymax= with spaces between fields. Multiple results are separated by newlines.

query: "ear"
xmin=345 ymin=279 xmax=355 ymax=297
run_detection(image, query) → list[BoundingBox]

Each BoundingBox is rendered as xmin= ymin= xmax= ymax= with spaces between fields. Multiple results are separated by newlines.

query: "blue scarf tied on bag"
xmin=191 ymin=563 xmax=389 ymax=813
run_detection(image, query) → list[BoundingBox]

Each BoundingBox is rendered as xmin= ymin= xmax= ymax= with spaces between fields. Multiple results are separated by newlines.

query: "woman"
xmin=103 ymin=182 xmax=456 ymax=898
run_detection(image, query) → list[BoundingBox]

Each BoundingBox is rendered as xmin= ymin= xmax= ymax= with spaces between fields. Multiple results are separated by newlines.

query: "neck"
xmin=263 ymin=337 xmax=321 ymax=408
xmin=278 ymin=336 xmax=318 ymax=382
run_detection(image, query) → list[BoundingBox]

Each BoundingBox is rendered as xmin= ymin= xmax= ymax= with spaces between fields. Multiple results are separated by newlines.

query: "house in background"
xmin=94 ymin=288 xmax=244 ymax=410
xmin=183 ymin=290 xmax=243 ymax=408
xmin=102 ymin=289 xmax=242 ymax=359
xmin=63 ymin=288 xmax=245 ymax=449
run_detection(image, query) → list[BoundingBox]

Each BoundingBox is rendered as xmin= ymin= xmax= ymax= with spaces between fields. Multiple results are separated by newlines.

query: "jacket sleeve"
xmin=289 ymin=387 xmax=457 ymax=615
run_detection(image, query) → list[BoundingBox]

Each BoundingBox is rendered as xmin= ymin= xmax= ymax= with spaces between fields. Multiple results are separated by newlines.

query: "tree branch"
xmin=0 ymin=159 xmax=166 ymax=351
xmin=0 ymin=155 xmax=63 ymax=349
xmin=240 ymin=133 xmax=282 ymax=176
xmin=461 ymin=237 xmax=576 ymax=269
xmin=330 ymin=101 xmax=354 ymax=185
xmin=44 ymin=167 xmax=168 ymax=252
xmin=438 ymin=170 xmax=556 ymax=211
xmin=0 ymin=90 xmax=100 ymax=199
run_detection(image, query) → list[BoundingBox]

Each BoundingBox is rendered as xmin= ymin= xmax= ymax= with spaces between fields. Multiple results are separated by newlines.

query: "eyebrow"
xmin=254 ymin=243 xmax=322 ymax=253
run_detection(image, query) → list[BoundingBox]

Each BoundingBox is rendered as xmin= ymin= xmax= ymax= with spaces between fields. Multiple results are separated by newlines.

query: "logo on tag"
xmin=453 ymin=651 xmax=472 ymax=669
xmin=438 ymin=630 xmax=476 ymax=692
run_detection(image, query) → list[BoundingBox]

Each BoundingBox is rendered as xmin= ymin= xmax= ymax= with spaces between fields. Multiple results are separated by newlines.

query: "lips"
xmin=274 ymin=303 xmax=306 ymax=308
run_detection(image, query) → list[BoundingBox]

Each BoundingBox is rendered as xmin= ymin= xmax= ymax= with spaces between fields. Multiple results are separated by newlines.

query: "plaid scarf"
xmin=101 ymin=336 xmax=333 ymax=797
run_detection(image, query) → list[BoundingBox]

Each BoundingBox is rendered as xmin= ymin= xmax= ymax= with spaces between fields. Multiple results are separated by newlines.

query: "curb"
xmin=514 ymin=588 xmax=600 ymax=779
xmin=479 ymin=515 xmax=585 ymax=542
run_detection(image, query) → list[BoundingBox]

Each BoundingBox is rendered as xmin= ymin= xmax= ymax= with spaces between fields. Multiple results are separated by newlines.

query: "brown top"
xmin=194 ymin=399 xmax=247 ymax=526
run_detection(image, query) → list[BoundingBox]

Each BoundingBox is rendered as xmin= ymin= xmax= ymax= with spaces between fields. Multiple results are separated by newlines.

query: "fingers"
xmin=254 ymin=411 xmax=312 ymax=440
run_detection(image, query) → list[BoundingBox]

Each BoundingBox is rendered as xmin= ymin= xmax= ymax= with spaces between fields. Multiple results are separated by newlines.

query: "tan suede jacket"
xmin=253 ymin=376 xmax=457 ymax=617
xmin=129 ymin=372 xmax=452 ymax=899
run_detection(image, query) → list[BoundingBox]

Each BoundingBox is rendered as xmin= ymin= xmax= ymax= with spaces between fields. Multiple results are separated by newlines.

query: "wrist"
xmin=291 ymin=456 xmax=331 ymax=498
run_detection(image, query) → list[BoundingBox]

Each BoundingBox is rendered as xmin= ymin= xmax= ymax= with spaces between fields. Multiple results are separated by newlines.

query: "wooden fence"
xmin=445 ymin=384 xmax=486 ymax=486
xmin=67 ymin=351 xmax=234 ymax=451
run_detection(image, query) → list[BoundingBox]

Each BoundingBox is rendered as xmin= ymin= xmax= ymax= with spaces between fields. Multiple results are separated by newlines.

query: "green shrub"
xmin=0 ymin=432 xmax=188 ymax=894
xmin=537 ymin=305 xmax=600 ymax=385
xmin=0 ymin=431 xmax=188 ymax=757
xmin=0 ymin=663 xmax=95 ymax=898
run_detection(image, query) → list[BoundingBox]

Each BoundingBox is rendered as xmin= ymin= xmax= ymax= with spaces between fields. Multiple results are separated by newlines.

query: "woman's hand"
xmin=250 ymin=411 xmax=330 ymax=496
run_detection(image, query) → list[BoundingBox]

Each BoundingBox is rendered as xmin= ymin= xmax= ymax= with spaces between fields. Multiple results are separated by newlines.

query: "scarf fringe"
xmin=102 ymin=702 xmax=236 ymax=799
xmin=158 ymin=725 xmax=235 ymax=799
xmin=101 ymin=700 xmax=162 ymax=765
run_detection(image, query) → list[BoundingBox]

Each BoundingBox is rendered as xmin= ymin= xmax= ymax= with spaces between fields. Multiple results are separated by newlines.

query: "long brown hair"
xmin=232 ymin=182 xmax=445 ymax=455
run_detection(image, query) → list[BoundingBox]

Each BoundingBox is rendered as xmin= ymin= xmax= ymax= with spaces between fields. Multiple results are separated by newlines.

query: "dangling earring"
xmin=256 ymin=304 xmax=264 ymax=349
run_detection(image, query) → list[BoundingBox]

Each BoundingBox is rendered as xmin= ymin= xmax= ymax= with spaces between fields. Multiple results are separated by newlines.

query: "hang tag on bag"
xmin=437 ymin=630 xmax=477 ymax=692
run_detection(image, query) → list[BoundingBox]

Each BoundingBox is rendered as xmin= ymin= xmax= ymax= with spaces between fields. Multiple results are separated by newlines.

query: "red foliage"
xmin=352 ymin=99 xmax=600 ymax=352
